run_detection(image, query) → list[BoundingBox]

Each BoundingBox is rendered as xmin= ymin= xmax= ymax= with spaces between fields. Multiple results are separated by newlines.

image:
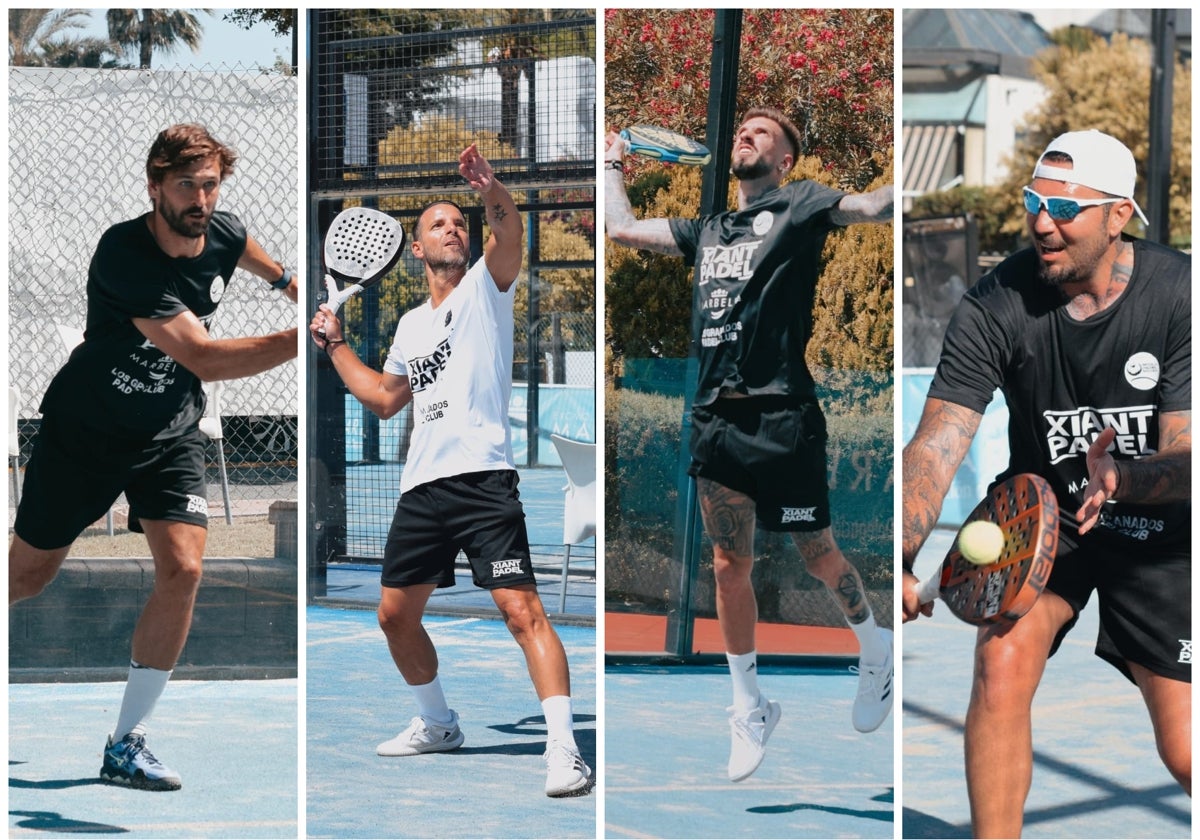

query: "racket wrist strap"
xmin=271 ymin=267 xmax=293 ymax=290
xmin=605 ymin=160 xmax=623 ymax=172
xmin=324 ymin=338 xmax=346 ymax=354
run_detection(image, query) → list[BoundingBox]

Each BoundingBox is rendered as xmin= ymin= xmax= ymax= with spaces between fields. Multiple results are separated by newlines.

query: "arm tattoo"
xmin=489 ymin=203 xmax=508 ymax=224
xmin=829 ymin=185 xmax=894 ymax=226
xmin=902 ymin=399 xmax=982 ymax=569
xmin=604 ymin=168 xmax=684 ymax=255
xmin=1116 ymin=411 xmax=1191 ymax=504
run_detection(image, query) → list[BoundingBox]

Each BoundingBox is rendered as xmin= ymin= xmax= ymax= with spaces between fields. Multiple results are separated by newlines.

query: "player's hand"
xmin=309 ymin=304 xmax=344 ymax=348
xmin=459 ymin=144 xmax=495 ymax=194
xmin=1076 ymin=427 xmax=1119 ymax=534
xmin=604 ymin=130 xmax=626 ymax=163
xmin=901 ymin=570 xmax=934 ymax=622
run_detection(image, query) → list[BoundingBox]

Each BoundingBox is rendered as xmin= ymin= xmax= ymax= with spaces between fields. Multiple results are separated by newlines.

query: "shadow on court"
xmin=902 ymin=529 xmax=1191 ymax=839
xmin=605 ymin=665 xmax=893 ymax=839
xmin=306 ymin=605 xmax=596 ymax=839
xmin=8 ymin=680 xmax=298 ymax=838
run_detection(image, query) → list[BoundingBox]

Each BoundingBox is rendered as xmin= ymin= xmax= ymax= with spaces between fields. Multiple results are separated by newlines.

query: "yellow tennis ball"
xmin=958 ymin=520 xmax=1005 ymax=566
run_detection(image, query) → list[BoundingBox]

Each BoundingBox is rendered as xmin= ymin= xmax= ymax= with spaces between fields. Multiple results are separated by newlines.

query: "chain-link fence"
xmin=309 ymin=11 xmax=596 ymax=566
xmin=9 ymin=65 xmax=298 ymax=519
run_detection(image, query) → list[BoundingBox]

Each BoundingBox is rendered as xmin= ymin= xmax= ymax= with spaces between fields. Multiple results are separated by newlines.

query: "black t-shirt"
xmin=669 ymin=180 xmax=846 ymax=406
xmin=41 ymin=210 xmax=248 ymax=439
xmin=929 ymin=238 xmax=1191 ymax=545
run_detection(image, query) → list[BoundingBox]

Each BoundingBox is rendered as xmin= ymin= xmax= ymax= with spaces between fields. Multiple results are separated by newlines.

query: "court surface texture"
xmin=9 ymin=679 xmax=298 ymax=838
xmin=306 ymin=605 xmax=597 ymax=838
xmin=604 ymin=662 xmax=894 ymax=838
xmin=902 ymin=528 xmax=1191 ymax=839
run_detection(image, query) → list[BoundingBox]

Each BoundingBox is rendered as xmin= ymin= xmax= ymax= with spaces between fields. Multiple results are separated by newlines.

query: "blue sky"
xmin=78 ymin=9 xmax=293 ymax=70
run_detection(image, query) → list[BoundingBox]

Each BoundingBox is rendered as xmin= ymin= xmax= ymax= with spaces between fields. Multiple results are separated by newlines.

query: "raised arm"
xmin=238 ymin=234 xmax=298 ymax=302
xmin=828 ymin=185 xmax=894 ymax=227
xmin=1076 ymin=410 xmax=1191 ymax=534
xmin=603 ymin=131 xmax=684 ymax=256
xmin=459 ymin=144 xmax=522 ymax=291
xmin=901 ymin=397 xmax=984 ymax=620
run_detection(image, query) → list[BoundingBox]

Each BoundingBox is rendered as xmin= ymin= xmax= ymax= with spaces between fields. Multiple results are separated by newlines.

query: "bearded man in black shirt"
xmin=10 ymin=124 xmax=298 ymax=791
xmin=606 ymin=107 xmax=894 ymax=782
xmin=902 ymin=130 xmax=1190 ymax=837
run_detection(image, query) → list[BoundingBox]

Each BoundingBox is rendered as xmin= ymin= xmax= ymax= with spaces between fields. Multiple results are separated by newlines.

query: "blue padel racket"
xmin=619 ymin=125 xmax=712 ymax=166
xmin=916 ymin=473 xmax=1060 ymax=626
xmin=318 ymin=207 xmax=405 ymax=337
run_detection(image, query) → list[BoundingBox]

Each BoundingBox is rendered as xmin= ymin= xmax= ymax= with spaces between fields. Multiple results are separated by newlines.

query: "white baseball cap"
xmin=1032 ymin=130 xmax=1148 ymax=225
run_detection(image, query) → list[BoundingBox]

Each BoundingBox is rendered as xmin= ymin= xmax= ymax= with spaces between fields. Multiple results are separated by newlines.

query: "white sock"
xmin=541 ymin=695 xmax=577 ymax=749
xmin=849 ymin=610 xmax=887 ymax=663
xmin=409 ymin=676 xmax=453 ymax=725
xmin=726 ymin=651 xmax=761 ymax=712
xmin=113 ymin=660 xmax=171 ymax=741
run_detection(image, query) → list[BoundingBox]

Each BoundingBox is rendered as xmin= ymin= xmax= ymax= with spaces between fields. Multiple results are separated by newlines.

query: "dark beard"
xmin=425 ymin=251 xmax=469 ymax=272
xmin=158 ymin=202 xmax=210 ymax=238
xmin=731 ymin=157 xmax=772 ymax=180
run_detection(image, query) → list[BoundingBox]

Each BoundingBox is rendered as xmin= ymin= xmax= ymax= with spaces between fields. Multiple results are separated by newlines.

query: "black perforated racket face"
xmin=324 ymin=207 xmax=405 ymax=285
xmin=939 ymin=474 xmax=1060 ymax=625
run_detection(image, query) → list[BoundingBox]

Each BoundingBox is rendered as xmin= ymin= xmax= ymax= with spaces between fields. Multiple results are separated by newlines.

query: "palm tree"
xmin=9 ymin=8 xmax=100 ymax=66
xmin=106 ymin=9 xmax=209 ymax=69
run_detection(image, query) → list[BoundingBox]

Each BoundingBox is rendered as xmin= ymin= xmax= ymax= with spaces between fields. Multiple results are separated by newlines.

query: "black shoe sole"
xmin=100 ymin=769 xmax=182 ymax=792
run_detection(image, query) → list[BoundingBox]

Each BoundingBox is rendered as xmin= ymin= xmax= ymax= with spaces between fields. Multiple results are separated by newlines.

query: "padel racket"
xmin=915 ymin=473 xmax=1060 ymax=625
xmin=619 ymin=125 xmax=712 ymax=166
xmin=318 ymin=207 xmax=405 ymax=335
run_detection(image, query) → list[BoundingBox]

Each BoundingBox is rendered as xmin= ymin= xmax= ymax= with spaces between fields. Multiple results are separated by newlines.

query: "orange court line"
xmin=606 ymin=611 xmax=859 ymax=655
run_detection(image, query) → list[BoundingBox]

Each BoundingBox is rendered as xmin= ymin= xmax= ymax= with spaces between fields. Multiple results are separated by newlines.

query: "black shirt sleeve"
xmin=927 ymin=274 xmax=1012 ymax=415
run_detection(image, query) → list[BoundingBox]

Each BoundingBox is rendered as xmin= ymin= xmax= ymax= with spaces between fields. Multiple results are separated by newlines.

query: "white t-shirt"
xmin=383 ymin=259 xmax=517 ymax=493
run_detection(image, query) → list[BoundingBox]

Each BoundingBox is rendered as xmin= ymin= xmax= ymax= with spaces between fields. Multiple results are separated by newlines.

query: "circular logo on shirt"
xmin=752 ymin=210 xmax=774 ymax=236
xmin=210 ymin=277 xmax=226 ymax=303
xmin=1124 ymin=352 xmax=1160 ymax=390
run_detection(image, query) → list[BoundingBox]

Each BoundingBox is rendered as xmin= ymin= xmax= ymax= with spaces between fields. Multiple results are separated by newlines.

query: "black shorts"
xmin=382 ymin=470 xmax=536 ymax=590
xmin=1047 ymin=528 xmax=1191 ymax=684
xmin=14 ymin=414 xmax=209 ymax=550
xmin=688 ymin=396 xmax=831 ymax=533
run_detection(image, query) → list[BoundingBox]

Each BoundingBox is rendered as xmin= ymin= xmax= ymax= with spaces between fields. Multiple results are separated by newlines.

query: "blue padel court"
xmin=306 ymin=605 xmax=597 ymax=839
xmin=8 ymin=679 xmax=298 ymax=838
xmin=903 ymin=528 xmax=1191 ymax=839
xmin=604 ymin=664 xmax=894 ymax=839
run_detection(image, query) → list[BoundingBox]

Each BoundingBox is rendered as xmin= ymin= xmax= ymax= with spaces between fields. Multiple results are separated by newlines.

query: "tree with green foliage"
xmin=9 ymin=9 xmax=118 ymax=67
xmin=605 ymin=9 xmax=893 ymax=376
xmin=106 ymin=8 xmax=208 ymax=69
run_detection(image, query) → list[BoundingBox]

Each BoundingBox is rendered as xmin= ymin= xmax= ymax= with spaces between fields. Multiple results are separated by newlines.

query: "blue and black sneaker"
xmin=99 ymin=732 xmax=182 ymax=791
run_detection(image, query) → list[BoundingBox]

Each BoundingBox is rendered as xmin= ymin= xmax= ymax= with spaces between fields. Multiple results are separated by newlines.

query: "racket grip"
xmin=915 ymin=571 xmax=942 ymax=606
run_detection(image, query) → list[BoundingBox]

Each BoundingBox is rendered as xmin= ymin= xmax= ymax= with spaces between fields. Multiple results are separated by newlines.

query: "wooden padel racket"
xmin=318 ymin=207 xmax=405 ymax=336
xmin=619 ymin=125 xmax=712 ymax=166
xmin=916 ymin=473 xmax=1060 ymax=625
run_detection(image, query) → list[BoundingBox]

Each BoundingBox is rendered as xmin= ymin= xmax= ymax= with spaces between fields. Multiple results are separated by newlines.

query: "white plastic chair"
xmin=9 ymin=386 xmax=21 ymax=506
xmin=549 ymin=433 xmax=597 ymax=614
xmin=200 ymin=381 xmax=233 ymax=526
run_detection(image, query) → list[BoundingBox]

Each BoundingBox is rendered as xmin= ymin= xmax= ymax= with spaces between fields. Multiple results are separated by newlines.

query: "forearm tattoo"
xmin=902 ymin=400 xmax=982 ymax=568
xmin=1117 ymin=411 xmax=1191 ymax=504
xmin=829 ymin=185 xmax=894 ymax=226
xmin=604 ymin=168 xmax=682 ymax=255
xmin=489 ymin=203 xmax=508 ymax=224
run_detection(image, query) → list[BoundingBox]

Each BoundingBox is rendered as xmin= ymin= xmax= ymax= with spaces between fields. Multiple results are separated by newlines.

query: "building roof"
xmin=903 ymin=9 xmax=1054 ymax=79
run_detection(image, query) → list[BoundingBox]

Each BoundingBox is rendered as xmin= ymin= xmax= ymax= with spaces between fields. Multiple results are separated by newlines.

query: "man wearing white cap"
xmin=901 ymin=129 xmax=1190 ymax=836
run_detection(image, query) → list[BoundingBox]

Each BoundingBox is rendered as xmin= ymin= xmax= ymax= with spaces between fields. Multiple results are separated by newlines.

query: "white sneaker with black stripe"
xmin=377 ymin=711 xmax=465 ymax=756
xmin=851 ymin=627 xmax=894 ymax=732
xmin=727 ymin=694 xmax=782 ymax=782
xmin=543 ymin=741 xmax=592 ymax=797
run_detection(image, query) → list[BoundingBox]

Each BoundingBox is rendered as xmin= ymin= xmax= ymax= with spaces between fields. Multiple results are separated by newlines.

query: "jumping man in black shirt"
xmin=606 ymin=107 xmax=894 ymax=782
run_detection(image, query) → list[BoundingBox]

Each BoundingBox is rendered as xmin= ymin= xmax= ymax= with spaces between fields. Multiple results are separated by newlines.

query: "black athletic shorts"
xmin=1047 ymin=526 xmax=1191 ymax=684
xmin=382 ymin=469 xmax=536 ymax=590
xmin=14 ymin=414 xmax=209 ymax=550
xmin=687 ymin=396 xmax=831 ymax=532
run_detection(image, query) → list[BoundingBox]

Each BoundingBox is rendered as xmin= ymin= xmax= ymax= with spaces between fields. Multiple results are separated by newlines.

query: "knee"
xmin=377 ymin=602 xmax=419 ymax=640
xmin=1157 ymin=733 xmax=1191 ymax=791
xmin=496 ymin=592 xmax=546 ymax=641
xmin=10 ymin=562 xmax=58 ymax=602
xmin=970 ymin=644 xmax=1039 ymax=716
xmin=156 ymin=554 xmax=204 ymax=594
xmin=712 ymin=552 xmax=752 ymax=592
